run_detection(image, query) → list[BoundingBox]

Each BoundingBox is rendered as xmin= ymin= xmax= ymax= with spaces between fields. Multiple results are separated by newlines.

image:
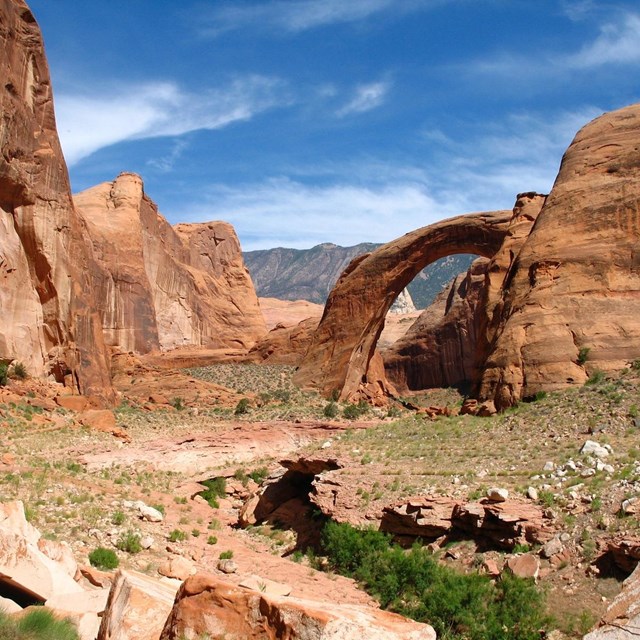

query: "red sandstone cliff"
xmin=73 ymin=173 xmax=266 ymax=354
xmin=0 ymin=0 xmax=113 ymax=402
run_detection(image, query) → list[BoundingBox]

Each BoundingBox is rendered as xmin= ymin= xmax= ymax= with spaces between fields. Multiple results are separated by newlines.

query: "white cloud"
xmin=466 ymin=11 xmax=640 ymax=81
xmin=174 ymin=106 xmax=603 ymax=251
xmin=202 ymin=0 xmax=439 ymax=35
xmin=55 ymin=75 xmax=289 ymax=165
xmin=180 ymin=175 xmax=454 ymax=251
xmin=569 ymin=12 xmax=640 ymax=67
xmin=336 ymin=81 xmax=391 ymax=117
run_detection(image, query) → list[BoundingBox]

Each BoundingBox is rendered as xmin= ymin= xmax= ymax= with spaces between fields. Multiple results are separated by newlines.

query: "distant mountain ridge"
xmin=244 ymin=243 xmax=476 ymax=309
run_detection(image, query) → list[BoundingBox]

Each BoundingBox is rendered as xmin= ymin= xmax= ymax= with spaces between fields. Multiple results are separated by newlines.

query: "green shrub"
xmin=219 ymin=549 xmax=234 ymax=560
xmin=111 ymin=510 xmax=125 ymax=525
xmin=320 ymin=521 xmax=550 ymax=640
xmin=191 ymin=529 xmax=200 ymax=537
xmin=631 ymin=358 xmax=640 ymax=371
xmin=577 ymin=347 xmax=591 ymax=365
xmin=0 ymin=606 xmax=81 ymax=640
xmin=343 ymin=403 xmax=364 ymax=420
xmin=88 ymin=547 xmax=119 ymax=570
xmin=234 ymin=398 xmax=250 ymax=415
xmin=248 ymin=466 xmax=269 ymax=484
xmin=170 ymin=397 xmax=185 ymax=411
xmin=12 ymin=362 xmax=27 ymax=380
xmin=198 ymin=477 xmax=227 ymax=508
xmin=586 ymin=369 xmax=605 ymax=385
xmin=0 ymin=364 xmax=8 ymax=387
xmin=323 ymin=401 xmax=339 ymax=418
xmin=168 ymin=529 xmax=187 ymax=542
xmin=207 ymin=535 xmax=218 ymax=545
xmin=115 ymin=530 xmax=142 ymax=554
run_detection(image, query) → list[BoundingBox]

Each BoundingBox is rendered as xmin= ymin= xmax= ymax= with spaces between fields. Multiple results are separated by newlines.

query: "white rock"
xmin=486 ymin=487 xmax=509 ymax=502
xmin=321 ymin=440 xmax=332 ymax=449
xmin=527 ymin=487 xmax=539 ymax=501
xmin=543 ymin=461 xmax=555 ymax=472
xmin=138 ymin=504 xmax=163 ymax=523
xmin=140 ymin=536 xmax=154 ymax=550
xmin=581 ymin=468 xmax=597 ymax=478
xmin=581 ymin=441 xmax=610 ymax=458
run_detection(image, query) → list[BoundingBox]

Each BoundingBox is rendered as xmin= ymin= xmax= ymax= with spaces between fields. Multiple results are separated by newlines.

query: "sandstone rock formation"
xmin=479 ymin=104 xmax=640 ymax=408
xmin=383 ymin=258 xmax=489 ymax=392
xmin=74 ymin=173 xmax=266 ymax=354
xmin=297 ymin=105 xmax=640 ymax=407
xmin=0 ymin=0 xmax=113 ymax=402
xmin=97 ymin=569 xmax=179 ymax=640
xmin=160 ymin=572 xmax=436 ymax=640
xmin=293 ymin=210 xmax=512 ymax=401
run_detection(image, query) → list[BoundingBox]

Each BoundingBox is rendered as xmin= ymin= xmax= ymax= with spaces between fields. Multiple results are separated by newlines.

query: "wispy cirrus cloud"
xmin=568 ymin=12 xmax=640 ymax=67
xmin=55 ymin=75 xmax=290 ymax=165
xmin=336 ymin=80 xmax=391 ymax=117
xmin=200 ymin=0 xmax=441 ymax=36
xmin=464 ymin=10 xmax=640 ymax=81
xmin=175 ymin=107 xmax=601 ymax=251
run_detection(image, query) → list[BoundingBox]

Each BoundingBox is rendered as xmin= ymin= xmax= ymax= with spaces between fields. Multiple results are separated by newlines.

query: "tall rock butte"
xmin=73 ymin=173 xmax=266 ymax=354
xmin=0 ymin=0 xmax=113 ymax=402
xmin=478 ymin=103 xmax=640 ymax=408
xmin=296 ymin=104 xmax=640 ymax=406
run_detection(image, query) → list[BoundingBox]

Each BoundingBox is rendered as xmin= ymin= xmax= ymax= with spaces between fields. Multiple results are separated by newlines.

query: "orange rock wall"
xmin=0 ymin=0 xmax=113 ymax=402
xmin=74 ymin=173 xmax=266 ymax=354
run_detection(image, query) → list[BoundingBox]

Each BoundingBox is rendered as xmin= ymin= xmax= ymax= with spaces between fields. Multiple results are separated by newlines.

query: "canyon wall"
xmin=0 ymin=0 xmax=113 ymax=402
xmin=74 ymin=173 xmax=266 ymax=354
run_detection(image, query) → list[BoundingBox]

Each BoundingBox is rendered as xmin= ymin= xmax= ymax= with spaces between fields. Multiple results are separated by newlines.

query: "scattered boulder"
xmin=158 ymin=557 xmax=196 ymax=581
xmin=97 ymin=569 xmax=179 ymax=640
xmin=486 ymin=487 xmax=509 ymax=503
xmin=580 ymin=441 xmax=611 ymax=459
xmin=505 ymin=554 xmax=540 ymax=581
xmin=159 ymin=573 xmax=436 ymax=639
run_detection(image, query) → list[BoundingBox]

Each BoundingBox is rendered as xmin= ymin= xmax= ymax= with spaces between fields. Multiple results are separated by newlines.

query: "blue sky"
xmin=28 ymin=0 xmax=640 ymax=251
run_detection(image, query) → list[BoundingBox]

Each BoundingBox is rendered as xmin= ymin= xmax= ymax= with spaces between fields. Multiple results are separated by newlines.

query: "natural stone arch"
xmin=293 ymin=210 xmax=513 ymax=401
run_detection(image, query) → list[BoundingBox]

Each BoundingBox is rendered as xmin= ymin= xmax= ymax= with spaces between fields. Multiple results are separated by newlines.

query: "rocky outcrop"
xmin=479 ymin=105 xmax=640 ymax=408
xmin=298 ymin=105 xmax=640 ymax=406
xmin=383 ymin=258 xmax=489 ymax=392
xmin=0 ymin=0 xmax=113 ymax=402
xmin=74 ymin=173 xmax=266 ymax=354
xmin=97 ymin=569 xmax=179 ymax=640
xmin=293 ymin=210 xmax=512 ymax=401
xmin=160 ymin=572 xmax=436 ymax=640
xmin=584 ymin=562 xmax=640 ymax=639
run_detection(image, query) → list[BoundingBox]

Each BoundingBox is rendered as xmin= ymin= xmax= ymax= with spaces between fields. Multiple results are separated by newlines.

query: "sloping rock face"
xmin=0 ymin=0 xmax=113 ymax=401
xmin=383 ymin=258 xmax=489 ymax=392
xmin=74 ymin=173 xmax=266 ymax=353
xmin=160 ymin=572 xmax=436 ymax=640
xmin=479 ymin=104 xmax=640 ymax=408
xmin=293 ymin=210 xmax=512 ymax=401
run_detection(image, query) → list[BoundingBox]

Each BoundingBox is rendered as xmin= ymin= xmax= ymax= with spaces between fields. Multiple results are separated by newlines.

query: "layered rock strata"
xmin=73 ymin=173 xmax=266 ymax=354
xmin=0 ymin=0 xmax=113 ymax=402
